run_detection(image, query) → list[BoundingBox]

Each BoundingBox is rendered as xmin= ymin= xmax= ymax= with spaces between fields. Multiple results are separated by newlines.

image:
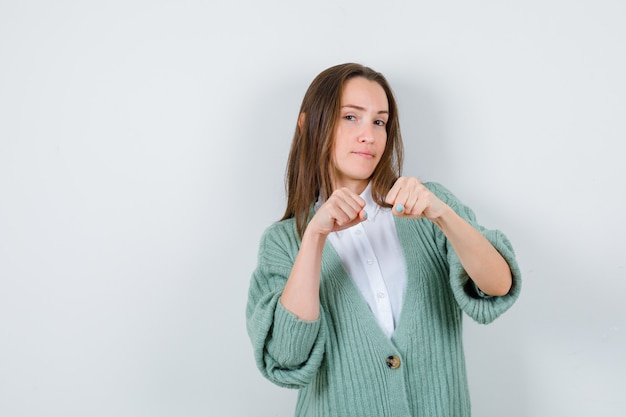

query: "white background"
xmin=1 ymin=1 xmax=624 ymax=416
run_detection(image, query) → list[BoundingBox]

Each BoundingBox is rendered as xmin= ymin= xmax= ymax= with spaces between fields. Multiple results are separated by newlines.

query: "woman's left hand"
xmin=387 ymin=177 xmax=513 ymax=296
xmin=385 ymin=177 xmax=448 ymax=220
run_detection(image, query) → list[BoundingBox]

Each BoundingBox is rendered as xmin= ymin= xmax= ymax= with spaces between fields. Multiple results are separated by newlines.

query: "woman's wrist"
xmin=302 ymin=224 xmax=328 ymax=249
xmin=431 ymin=204 xmax=456 ymax=230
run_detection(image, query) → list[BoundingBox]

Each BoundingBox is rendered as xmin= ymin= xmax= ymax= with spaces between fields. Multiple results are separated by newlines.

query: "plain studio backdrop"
xmin=1 ymin=1 xmax=624 ymax=416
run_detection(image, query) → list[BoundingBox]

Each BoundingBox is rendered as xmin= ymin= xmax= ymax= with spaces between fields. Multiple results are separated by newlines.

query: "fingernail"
xmin=396 ymin=204 xmax=404 ymax=213
xmin=363 ymin=211 xmax=368 ymax=220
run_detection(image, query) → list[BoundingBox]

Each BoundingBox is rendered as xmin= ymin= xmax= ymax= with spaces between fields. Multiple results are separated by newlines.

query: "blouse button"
xmin=386 ymin=355 xmax=401 ymax=369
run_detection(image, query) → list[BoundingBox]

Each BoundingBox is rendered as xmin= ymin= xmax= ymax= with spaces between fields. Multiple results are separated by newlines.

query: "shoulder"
xmin=257 ymin=218 xmax=301 ymax=264
xmin=423 ymin=181 xmax=460 ymax=204
xmin=422 ymin=181 xmax=477 ymax=220
xmin=260 ymin=217 xmax=298 ymax=242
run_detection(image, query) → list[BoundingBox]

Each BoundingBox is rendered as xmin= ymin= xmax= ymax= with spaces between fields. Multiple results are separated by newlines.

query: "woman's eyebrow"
xmin=341 ymin=104 xmax=389 ymax=114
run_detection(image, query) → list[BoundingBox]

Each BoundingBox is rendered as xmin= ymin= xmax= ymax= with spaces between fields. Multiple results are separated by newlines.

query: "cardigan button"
xmin=386 ymin=355 xmax=401 ymax=369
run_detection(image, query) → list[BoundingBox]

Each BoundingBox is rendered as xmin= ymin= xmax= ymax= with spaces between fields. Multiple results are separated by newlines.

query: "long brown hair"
xmin=282 ymin=63 xmax=404 ymax=237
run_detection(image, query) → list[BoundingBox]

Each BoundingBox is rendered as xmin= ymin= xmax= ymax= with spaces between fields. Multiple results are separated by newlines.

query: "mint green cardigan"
xmin=246 ymin=182 xmax=521 ymax=417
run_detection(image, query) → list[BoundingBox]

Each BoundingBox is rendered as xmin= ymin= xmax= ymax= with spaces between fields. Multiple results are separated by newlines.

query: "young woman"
xmin=246 ymin=63 xmax=521 ymax=417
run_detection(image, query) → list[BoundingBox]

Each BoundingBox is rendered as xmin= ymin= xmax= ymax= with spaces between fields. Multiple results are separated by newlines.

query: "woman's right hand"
xmin=307 ymin=187 xmax=367 ymax=236
xmin=281 ymin=187 xmax=365 ymax=321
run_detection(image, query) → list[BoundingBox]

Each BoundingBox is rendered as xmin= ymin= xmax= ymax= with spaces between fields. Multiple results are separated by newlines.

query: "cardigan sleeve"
xmin=246 ymin=222 xmax=327 ymax=388
xmin=426 ymin=182 xmax=522 ymax=324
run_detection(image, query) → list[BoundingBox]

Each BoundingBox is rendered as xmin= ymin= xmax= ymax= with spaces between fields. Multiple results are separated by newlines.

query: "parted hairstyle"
xmin=282 ymin=63 xmax=404 ymax=238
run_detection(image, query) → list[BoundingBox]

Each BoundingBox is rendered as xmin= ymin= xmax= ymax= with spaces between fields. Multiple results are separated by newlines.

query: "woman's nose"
xmin=358 ymin=125 xmax=375 ymax=143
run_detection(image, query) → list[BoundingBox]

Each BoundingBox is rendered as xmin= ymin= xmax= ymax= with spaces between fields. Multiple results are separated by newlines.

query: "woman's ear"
xmin=298 ymin=112 xmax=306 ymax=130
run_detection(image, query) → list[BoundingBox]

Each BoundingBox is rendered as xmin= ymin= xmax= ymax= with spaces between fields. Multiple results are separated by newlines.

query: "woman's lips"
xmin=353 ymin=151 xmax=374 ymax=159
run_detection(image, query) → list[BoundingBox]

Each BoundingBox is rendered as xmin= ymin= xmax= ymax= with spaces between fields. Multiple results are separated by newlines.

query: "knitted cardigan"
xmin=246 ymin=182 xmax=521 ymax=417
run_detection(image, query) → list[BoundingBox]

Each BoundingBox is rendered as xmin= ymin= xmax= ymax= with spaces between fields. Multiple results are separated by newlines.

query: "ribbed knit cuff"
xmin=265 ymin=301 xmax=321 ymax=368
xmin=449 ymin=228 xmax=522 ymax=324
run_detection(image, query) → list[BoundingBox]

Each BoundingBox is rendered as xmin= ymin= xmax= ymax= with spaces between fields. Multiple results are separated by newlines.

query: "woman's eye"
xmin=344 ymin=115 xmax=356 ymax=121
xmin=375 ymin=120 xmax=386 ymax=126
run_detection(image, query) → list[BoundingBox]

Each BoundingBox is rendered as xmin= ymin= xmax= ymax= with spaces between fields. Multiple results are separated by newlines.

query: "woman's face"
xmin=331 ymin=76 xmax=389 ymax=194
